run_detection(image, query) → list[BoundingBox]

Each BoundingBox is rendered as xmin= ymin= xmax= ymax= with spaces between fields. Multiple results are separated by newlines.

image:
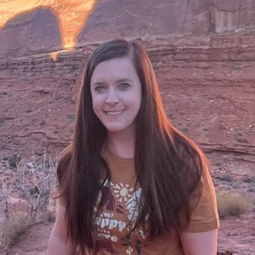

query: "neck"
xmin=106 ymin=131 xmax=135 ymax=159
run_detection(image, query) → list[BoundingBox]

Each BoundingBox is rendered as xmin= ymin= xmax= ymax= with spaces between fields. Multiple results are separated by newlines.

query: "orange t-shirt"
xmin=60 ymin=148 xmax=219 ymax=255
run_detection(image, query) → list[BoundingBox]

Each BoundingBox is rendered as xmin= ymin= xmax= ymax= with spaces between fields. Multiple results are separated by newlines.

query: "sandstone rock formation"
xmin=0 ymin=0 xmax=99 ymax=58
xmin=0 ymin=2 xmax=255 ymax=255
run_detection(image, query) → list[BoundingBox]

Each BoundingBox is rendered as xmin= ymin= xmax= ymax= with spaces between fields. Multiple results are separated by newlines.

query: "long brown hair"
xmin=57 ymin=39 xmax=206 ymax=253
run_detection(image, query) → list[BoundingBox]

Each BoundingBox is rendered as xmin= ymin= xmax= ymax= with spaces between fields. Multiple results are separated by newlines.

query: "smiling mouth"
xmin=105 ymin=110 xmax=125 ymax=116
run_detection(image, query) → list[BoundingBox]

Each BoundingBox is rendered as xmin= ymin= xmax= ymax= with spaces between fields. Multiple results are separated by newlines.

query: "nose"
xmin=105 ymin=87 xmax=119 ymax=104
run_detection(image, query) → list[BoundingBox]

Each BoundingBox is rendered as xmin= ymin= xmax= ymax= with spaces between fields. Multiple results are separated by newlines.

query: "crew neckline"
xmin=103 ymin=145 xmax=134 ymax=166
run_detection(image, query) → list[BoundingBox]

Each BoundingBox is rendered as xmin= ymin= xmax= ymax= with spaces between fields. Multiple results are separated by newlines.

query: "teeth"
xmin=106 ymin=110 xmax=124 ymax=116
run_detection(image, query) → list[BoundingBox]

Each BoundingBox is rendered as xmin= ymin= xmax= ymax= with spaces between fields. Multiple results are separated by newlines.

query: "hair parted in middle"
xmin=57 ymin=39 xmax=206 ymax=254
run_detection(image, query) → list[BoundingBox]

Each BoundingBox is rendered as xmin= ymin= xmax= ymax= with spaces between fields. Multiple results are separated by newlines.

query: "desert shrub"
xmin=1 ymin=214 xmax=32 ymax=247
xmin=0 ymin=152 xmax=56 ymax=224
xmin=0 ymin=150 xmax=57 ymax=248
xmin=217 ymin=191 xmax=251 ymax=218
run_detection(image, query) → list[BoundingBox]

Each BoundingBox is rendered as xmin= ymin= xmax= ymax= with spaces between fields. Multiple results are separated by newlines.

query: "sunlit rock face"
xmin=0 ymin=0 xmax=99 ymax=57
xmin=0 ymin=0 xmax=255 ymax=58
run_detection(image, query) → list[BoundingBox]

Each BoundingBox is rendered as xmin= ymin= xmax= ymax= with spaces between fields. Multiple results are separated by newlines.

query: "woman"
xmin=47 ymin=39 xmax=219 ymax=255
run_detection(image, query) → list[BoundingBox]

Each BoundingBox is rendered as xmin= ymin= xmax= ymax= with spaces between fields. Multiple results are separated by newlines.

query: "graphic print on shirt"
xmin=112 ymin=182 xmax=134 ymax=202
xmin=93 ymin=180 xmax=147 ymax=255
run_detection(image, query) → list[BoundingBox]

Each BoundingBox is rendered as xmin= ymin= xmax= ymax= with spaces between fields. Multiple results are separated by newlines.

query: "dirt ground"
xmin=0 ymin=35 xmax=255 ymax=254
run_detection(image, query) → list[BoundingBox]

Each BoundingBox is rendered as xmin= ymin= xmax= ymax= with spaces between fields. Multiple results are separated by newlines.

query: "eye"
xmin=119 ymin=82 xmax=130 ymax=90
xmin=94 ymin=85 xmax=106 ymax=93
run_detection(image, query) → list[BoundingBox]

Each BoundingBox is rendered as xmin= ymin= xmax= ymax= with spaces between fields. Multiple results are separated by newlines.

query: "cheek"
xmin=127 ymin=95 xmax=141 ymax=117
xmin=91 ymin=95 xmax=102 ymax=115
xmin=91 ymin=93 xmax=102 ymax=107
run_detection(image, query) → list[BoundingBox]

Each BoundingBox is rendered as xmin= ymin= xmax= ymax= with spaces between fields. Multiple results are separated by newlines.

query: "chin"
xmin=106 ymin=128 xmax=125 ymax=133
xmin=105 ymin=125 xmax=132 ymax=134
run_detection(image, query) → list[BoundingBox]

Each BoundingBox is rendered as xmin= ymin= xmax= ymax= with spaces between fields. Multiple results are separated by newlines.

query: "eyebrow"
xmin=91 ymin=82 xmax=106 ymax=87
xmin=91 ymin=78 xmax=132 ymax=87
xmin=116 ymin=78 xmax=132 ymax=83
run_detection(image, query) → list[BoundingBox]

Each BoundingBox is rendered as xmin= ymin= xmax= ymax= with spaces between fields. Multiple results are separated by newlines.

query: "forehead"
xmin=91 ymin=57 xmax=138 ymax=83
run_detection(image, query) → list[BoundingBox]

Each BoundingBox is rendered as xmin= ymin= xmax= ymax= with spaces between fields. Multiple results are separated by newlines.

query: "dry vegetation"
xmin=217 ymin=191 xmax=253 ymax=218
xmin=1 ymin=213 xmax=33 ymax=247
xmin=0 ymin=151 xmax=57 ymax=249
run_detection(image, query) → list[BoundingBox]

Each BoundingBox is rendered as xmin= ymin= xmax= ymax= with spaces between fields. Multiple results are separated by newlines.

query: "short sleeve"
xmin=184 ymin=167 xmax=220 ymax=232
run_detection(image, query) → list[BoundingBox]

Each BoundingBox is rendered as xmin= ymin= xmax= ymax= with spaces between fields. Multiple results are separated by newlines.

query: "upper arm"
xmin=180 ymin=229 xmax=218 ymax=255
xmin=47 ymin=200 xmax=76 ymax=255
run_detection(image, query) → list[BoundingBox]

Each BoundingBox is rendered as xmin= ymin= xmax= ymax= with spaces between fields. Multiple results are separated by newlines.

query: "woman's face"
xmin=90 ymin=57 xmax=142 ymax=136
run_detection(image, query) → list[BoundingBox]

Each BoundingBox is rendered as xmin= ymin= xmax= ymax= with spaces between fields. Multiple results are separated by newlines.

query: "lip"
xmin=104 ymin=110 xmax=125 ymax=116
